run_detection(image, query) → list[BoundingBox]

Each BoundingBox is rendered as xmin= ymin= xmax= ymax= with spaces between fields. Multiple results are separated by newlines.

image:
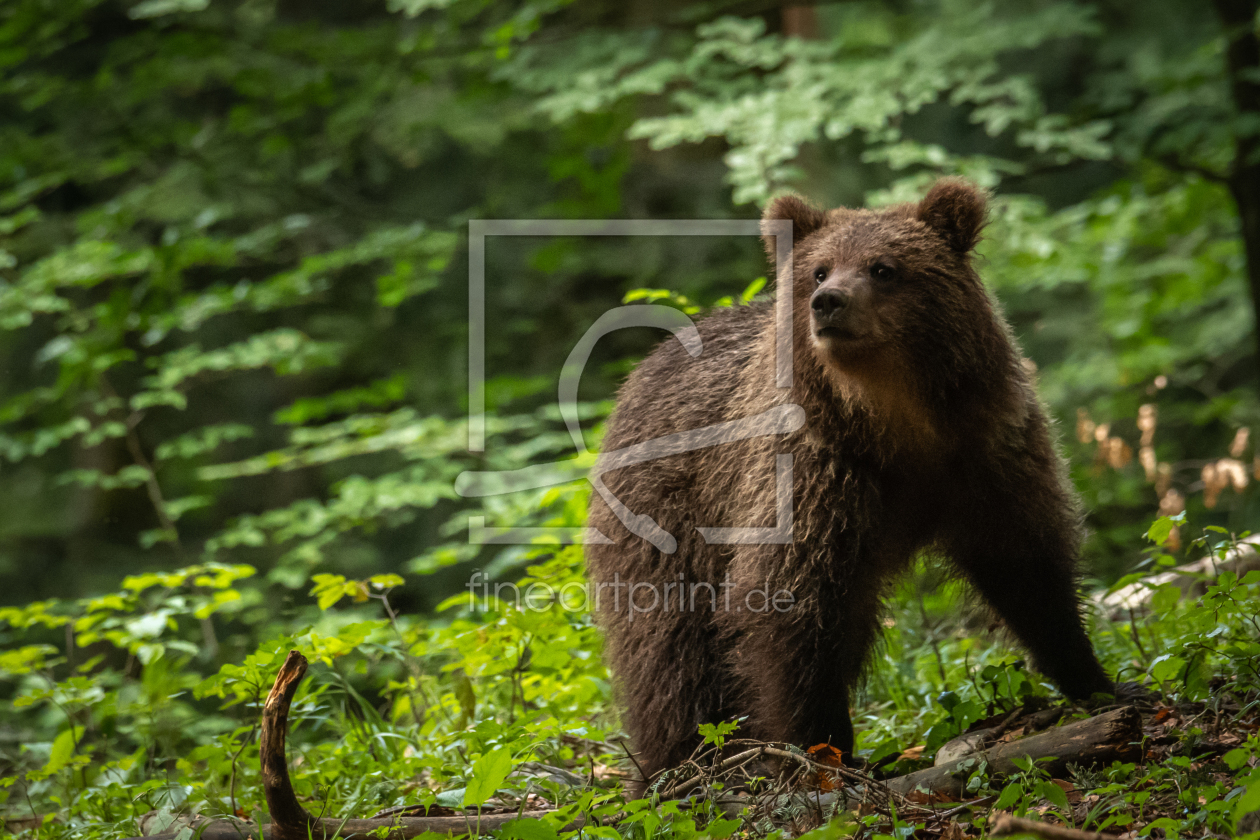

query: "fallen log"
xmin=935 ymin=708 xmax=1064 ymax=766
xmin=124 ymin=650 xmax=558 ymax=840
xmin=886 ymin=706 xmax=1141 ymax=801
xmin=1097 ymin=534 xmax=1260 ymax=619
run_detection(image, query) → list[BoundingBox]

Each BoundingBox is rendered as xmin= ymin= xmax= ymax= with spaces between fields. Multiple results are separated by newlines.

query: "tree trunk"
xmin=1213 ymin=0 xmax=1260 ymax=379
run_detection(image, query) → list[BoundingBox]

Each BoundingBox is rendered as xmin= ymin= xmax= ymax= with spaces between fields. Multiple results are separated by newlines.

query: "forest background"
xmin=2 ymin=0 xmax=1260 ymax=838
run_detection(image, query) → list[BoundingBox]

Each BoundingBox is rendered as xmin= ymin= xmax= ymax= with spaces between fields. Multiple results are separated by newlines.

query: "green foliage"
xmin=511 ymin=0 xmax=1260 ymax=574
xmin=697 ymin=720 xmax=739 ymax=752
xmin=464 ymin=746 xmax=514 ymax=808
xmin=0 ymin=0 xmax=1259 ymax=838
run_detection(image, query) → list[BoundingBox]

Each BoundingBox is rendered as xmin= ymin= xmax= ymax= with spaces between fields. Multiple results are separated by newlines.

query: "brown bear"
xmin=585 ymin=179 xmax=1116 ymax=790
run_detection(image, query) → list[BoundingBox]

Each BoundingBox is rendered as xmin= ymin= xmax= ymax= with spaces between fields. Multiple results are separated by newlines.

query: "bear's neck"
xmin=791 ymin=341 xmax=1023 ymax=469
xmin=788 ymin=355 xmax=941 ymax=466
xmin=830 ymin=358 xmax=939 ymax=454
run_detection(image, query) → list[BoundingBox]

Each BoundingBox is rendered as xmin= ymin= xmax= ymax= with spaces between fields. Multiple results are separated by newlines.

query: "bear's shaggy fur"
xmin=585 ymin=179 xmax=1114 ymax=786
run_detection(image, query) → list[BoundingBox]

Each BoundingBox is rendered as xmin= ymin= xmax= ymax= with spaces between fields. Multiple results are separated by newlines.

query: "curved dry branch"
xmin=123 ymin=649 xmax=557 ymax=840
xmin=262 ymin=650 xmax=313 ymax=839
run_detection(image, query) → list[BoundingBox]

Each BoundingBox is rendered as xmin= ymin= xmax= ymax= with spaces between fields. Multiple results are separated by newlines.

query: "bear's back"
xmin=601 ymin=299 xmax=775 ymax=454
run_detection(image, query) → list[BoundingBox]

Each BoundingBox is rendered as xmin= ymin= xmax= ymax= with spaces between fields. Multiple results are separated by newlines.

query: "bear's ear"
xmin=917 ymin=178 xmax=988 ymax=253
xmin=761 ymin=194 xmax=826 ymax=260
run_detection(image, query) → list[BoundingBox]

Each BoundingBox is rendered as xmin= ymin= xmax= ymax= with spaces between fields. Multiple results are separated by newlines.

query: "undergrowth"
xmin=1 ymin=516 xmax=1259 ymax=840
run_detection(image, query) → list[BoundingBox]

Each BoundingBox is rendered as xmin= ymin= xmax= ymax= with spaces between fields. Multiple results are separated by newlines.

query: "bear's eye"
xmin=813 ymin=267 xmax=828 ymax=283
xmin=871 ymin=263 xmax=894 ymax=281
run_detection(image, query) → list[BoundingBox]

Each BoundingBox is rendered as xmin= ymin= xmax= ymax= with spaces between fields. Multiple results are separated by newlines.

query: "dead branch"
xmin=124 ymin=650 xmax=558 ymax=840
xmin=655 ymin=738 xmax=908 ymax=821
xmin=261 ymin=650 xmax=314 ymax=839
xmin=1098 ymin=534 xmax=1260 ymax=618
xmin=935 ymin=707 xmax=1064 ymax=765
xmin=991 ymin=813 xmax=1120 ymax=839
xmin=887 ymin=706 xmax=1141 ymax=801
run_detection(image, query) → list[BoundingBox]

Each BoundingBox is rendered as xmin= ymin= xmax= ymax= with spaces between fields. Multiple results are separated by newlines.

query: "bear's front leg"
xmin=949 ymin=531 xmax=1113 ymax=700
xmin=721 ymin=552 xmax=884 ymax=760
xmin=945 ymin=443 xmax=1114 ymax=701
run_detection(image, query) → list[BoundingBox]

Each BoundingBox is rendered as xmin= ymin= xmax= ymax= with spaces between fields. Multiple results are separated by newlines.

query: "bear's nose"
xmin=811 ymin=288 xmax=850 ymax=319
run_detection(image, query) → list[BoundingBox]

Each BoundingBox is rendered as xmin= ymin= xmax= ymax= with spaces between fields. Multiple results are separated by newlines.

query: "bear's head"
xmin=761 ymin=179 xmax=1013 ymax=409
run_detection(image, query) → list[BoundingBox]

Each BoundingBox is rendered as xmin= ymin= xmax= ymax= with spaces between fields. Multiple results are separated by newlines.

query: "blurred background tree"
xmin=0 ymin=0 xmax=1257 ymax=634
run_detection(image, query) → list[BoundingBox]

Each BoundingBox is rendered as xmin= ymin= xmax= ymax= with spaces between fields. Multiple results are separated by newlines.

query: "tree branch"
xmin=119 ymin=650 xmax=561 ymax=840
xmin=991 ymin=814 xmax=1120 ymax=840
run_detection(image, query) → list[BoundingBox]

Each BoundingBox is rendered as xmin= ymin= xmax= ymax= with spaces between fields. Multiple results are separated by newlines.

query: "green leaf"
xmin=1236 ymin=781 xmax=1260 ymax=828
xmin=499 ymin=818 xmax=560 ymax=840
xmin=1150 ymin=584 xmax=1181 ymax=615
xmin=463 ymin=746 xmax=514 ymax=808
xmin=1037 ymin=780 xmax=1069 ymax=811
xmin=698 ymin=720 xmax=739 ymax=749
xmin=1150 ymin=654 xmax=1185 ymax=683
xmin=705 ymin=818 xmax=742 ymax=838
xmin=1010 ymin=755 xmax=1035 ymax=774
xmin=0 ymin=645 xmax=61 ymax=676
xmin=994 ymin=782 xmax=1022 ymax=810
xmin=44 ymin=727 xmax=83 ymax=775
xmin=453 ymin=670 xmax=477 ymax=725
xmin=1224 ymin=749 xmax=1250 ymax=771
xmin=1143 ymin=817 xmax=1181 ymax=837
xmin=310 ymin=574 xmax=352 ymax=610
xmin=369 ymin=573 xmax=405 ymax=590
xmin=739 ymin=276 xmax=766 ymax=302
xmin=1146 ymin=515 xmax=1183 ymax=547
